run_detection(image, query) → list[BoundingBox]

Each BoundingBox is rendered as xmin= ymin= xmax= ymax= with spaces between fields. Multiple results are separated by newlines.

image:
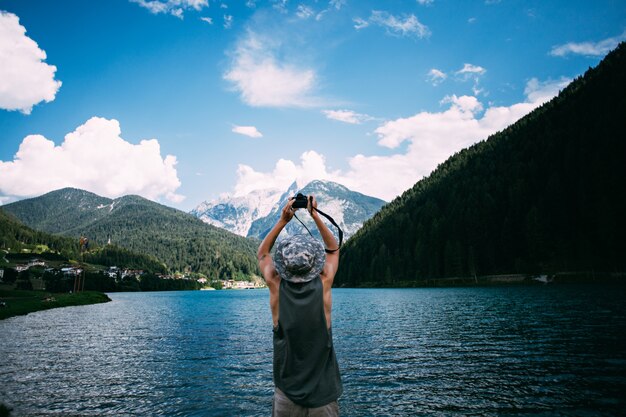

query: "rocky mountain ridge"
xmin=191 ymin=180 xmax=386 ymax=241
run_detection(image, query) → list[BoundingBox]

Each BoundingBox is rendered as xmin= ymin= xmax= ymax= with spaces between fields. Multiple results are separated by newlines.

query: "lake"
xmin=1 ymin=285 xmax=625 ymax=416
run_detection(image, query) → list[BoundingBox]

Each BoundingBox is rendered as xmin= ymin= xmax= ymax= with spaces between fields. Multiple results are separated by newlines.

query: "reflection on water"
xmin=1 ymin=285 xmax=625 ymax=416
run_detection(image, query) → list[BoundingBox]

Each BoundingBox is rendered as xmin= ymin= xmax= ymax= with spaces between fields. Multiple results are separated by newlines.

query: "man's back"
xmin=257 ymin=196 xmax=343 ymax=416
xmin=273 ymin=277 xmax=343 ymax=407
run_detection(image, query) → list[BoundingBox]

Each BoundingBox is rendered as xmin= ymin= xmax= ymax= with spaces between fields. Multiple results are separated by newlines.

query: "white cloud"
xmin=455 ymin=63 xmax=487 ymax=95
xmin=550 ymin=30 xmax=626 ymax=57
xmin=456 ymin=63 xmax=486 ymax=77
xmin=0 ymin=196 xmax=16 ymax=206
xmin=427 ymin=68 xmax=447 ymax=85
xmin=131 ymin=0 xmax=208 ymax=18
xmin=322 ymin=109 xmax=372 ymax=124
xmin=296 ymin=5 xmax=314 ymax=19
xmin=200 ymin=16 xmax=213 ymax=24
xmin=468 ymin=17 xmax=476 ymax=24
xmin=329 ymin=0 xmax=346 ymax=10
xmin=231 ymin=77 xmax=570 ymax=201
xmin=171 ymin=8 xmax=184 ymax=19
xmin=524 ymin=77 xmax=570 ymax=103
xmin=313 ymin=0 xmax=345 ymax=21
xmin=273 ymin=0 xmax=288 ymax=13
xmin=232 ymin=125 xmax=263 ymax=138
xmin=353 ymin=17 xmax=369 ymax=30
xmin=224 ymin=31 xmax=318 ymax=107
xmin=0 ymin=11 xmax=62 ymax=114
xmin=132 ymin=0 xmax=168 ymax=14
xmin=374 ymin=94 xmax=483 ymax=149
xmin=223 ymin=14 xmax=233 ymax=29
xmin=417 ymin=0 xmax=434 ymax=5
xmin=234 ymin=151 xmax=339 ymax=196
xmin=355 ymin=10 xmax=430 ymax=39
xmin=0 ymin=117 xmax=184 ymax=203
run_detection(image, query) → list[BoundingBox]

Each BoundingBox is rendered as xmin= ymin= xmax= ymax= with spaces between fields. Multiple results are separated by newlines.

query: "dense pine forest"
xmin=335 ymin=43 xmax=626 ymax=287
xmin=3 ymin=189 xmax=260 ymax=279
xmin=0 ymin=209 xmax=167 ymax=272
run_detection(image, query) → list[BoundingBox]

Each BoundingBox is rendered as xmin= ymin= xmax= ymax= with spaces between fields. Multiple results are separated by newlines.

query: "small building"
xmin=27 ymin=259 xmax=46 ymax=268
xmin=61 ymin=267 xmax=82 ymax=277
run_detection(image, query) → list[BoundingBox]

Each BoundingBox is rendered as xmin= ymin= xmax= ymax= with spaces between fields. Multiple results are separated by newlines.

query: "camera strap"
xmin=313 ymin=207 xmax=343 ymax=253
xmin=292 ymin=207 xmax=343 ymax=254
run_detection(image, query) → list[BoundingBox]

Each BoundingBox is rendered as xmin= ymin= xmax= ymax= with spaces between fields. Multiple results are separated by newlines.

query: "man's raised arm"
xmin=257 ymin=198 xmax=295 ymax=282
xmin=307 ymin=196 xmax=339 ymax=278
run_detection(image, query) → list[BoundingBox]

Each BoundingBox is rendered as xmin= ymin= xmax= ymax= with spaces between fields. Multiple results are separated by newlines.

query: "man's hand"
xmin=307 ymin=195 xmax=319 ymax=218
xmin=280 ymin=198 xmax=296 ymax=223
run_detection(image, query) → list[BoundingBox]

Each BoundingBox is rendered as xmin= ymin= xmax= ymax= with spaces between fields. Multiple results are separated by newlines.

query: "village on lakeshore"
xmin=1 ymin=253 xmax=266 ymax=293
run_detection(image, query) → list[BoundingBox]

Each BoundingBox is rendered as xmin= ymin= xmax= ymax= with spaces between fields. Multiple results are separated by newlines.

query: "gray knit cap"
xmin=274 ymin=234 xmax=325 ymax=283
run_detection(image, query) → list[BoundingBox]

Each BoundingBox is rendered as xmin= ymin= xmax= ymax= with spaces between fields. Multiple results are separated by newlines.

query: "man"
xmin=257 ymin=195 xmax=343 ymax=417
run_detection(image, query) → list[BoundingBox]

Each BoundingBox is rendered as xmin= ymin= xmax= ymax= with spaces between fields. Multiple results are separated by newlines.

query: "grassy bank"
xmin=0 ymin=287 xmax=111 ymax=320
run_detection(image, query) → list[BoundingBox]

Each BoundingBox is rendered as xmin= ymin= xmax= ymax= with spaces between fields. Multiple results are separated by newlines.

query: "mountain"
xmin=335 ymin=42 xmax=626 ymax=287
xmin=0 ymin=208 xmax=167 ymax=273
xmin=192 ymin=180 xmax=386 ymax=241
xmin=191 ymin=187 xmax=284 ymax=236
xmin=246 ymin=180 xmax=386 ymax=240
xmin=0 ymin=208 xmax=78 ymax=257
xmin=2 ymin=188 xmax=259 ymax=279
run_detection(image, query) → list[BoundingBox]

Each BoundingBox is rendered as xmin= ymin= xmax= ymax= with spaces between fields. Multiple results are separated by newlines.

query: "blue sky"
xmin=1 ymin=0 xmax=624 ymax=211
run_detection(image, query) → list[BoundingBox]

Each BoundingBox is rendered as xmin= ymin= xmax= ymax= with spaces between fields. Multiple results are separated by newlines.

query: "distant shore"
xmin=0 ymin=288 xmax=111 ymax=321
xmin=340 ymin=271 xmax=626 ymax=288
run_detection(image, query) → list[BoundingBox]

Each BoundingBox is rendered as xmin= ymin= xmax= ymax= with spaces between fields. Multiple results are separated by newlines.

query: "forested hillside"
xmin=0 ymin=209 xmax=77 ymax=256
xmin=3 ymin=189 xmax=259 ymax=279
xmin=335 ymin=43 xmax=626 ymax=286
xmin=0 ymin=209 xmax=167 ymax=272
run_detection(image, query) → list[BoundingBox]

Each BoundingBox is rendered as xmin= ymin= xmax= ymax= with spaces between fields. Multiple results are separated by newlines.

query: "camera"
xmin=292 ymin=193 xmax=309 ymax=209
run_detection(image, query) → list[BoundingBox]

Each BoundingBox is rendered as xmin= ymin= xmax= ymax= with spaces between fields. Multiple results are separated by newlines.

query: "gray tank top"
xmin=273 ymin=276 xmax=343 ymax=408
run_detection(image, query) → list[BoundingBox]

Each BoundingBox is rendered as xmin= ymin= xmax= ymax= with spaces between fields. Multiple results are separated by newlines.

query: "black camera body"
xmin=292 ymin=193 xmax=309 ymax=209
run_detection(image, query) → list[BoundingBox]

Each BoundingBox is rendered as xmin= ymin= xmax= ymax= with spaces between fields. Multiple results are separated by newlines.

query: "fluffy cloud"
xmin=233 ymin=77 xmax=570 ymax=201
xmin=456 ymin=63 xmax=486 ymax=77
xmin=232 ymin=125 xmax=263 ymax=138
xmin=417 ymin=0 xmax=434 ymax=5
xmin=0 ymin=117 xmax=184 ymax=203
xmin=550 ymin=30 xmax=626 ymax=57
xmin=322 ymin=109 xmax=372 ymax=124
xmin=223 ymin=14 xmax=233 ymax=28
xmin=354 ymin=10 xmax=430 ymax=39
xmin=0 ymin=11 xmax=62 ymax=114
xmin=329 ymin=0 xmax=346 ymax=9
xmin=296 ymin=5 xmax=314 ymax=19
xmin=425 ymin=63 xmax=486 ymax=91
xmin=234 ymin=151 xmax=339 ymax=196
xmin=200 ymin=16 xmax=213 ymax=24
xmin=455 ymin=63 xmax=486 ymax=95
xmin=524 ymin=77 xmax=570 ymax=103
xmin=224 ymin=31 xmax=318 ymax=107
xmin=353 ymin=17 xmax=369 ymax=30
xmin=427 ymin=68 xmax=447 ymax=85
xmin=131 ymin=0 xmax=208 ymax=18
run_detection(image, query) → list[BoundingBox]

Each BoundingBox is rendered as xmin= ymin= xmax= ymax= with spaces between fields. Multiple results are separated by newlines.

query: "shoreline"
xmin=338 ymin=271 xmax=626 ymax=289
xmin=0 ymin=289 xmax=111 ymax=321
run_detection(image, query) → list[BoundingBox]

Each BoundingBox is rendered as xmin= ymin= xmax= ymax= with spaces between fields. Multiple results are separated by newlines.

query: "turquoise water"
xmin=1 ymin=286 xmax=625 ymax=416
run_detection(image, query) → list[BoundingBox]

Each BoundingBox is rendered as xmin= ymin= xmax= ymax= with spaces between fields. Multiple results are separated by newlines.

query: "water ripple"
xmin=1 ymin=285 xmax=625 ymax=416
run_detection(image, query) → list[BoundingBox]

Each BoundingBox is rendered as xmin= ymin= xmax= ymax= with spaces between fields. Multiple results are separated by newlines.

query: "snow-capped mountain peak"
xmin=190 ymin=187 xmax=283 ymax=236
xmin=191 ymin=180 xmax=386 ymax=240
